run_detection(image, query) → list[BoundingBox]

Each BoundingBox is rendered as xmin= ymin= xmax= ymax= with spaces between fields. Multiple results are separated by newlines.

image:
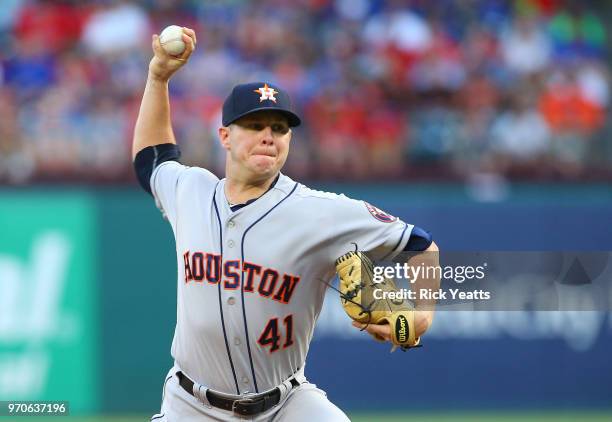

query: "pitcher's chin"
xmin=250 ymin=156 xmax=278 ymax=173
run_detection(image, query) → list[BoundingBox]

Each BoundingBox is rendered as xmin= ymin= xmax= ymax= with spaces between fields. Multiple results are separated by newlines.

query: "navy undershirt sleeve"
xmin=403 ymin=225 xmax=433 ymax=251
xmin=133 ymin=143 xmax=181 ymax=195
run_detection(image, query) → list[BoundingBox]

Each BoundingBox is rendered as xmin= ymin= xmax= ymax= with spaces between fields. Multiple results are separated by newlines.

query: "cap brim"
xmin=224 ymin=106 xmax=301 ymax=127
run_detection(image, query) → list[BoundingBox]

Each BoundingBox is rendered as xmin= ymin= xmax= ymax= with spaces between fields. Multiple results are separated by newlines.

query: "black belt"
xmin=176 ymin=371 xmax=299 ymax=416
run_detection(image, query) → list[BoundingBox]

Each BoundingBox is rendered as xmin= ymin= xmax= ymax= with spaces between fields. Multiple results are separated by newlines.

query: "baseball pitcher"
xmin=132 ymin=27 xmax=439 ymax=422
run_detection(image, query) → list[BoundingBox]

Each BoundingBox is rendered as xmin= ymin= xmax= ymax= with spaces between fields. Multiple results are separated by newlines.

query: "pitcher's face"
xmin=220 ymin=111 xmax=292 ymax=180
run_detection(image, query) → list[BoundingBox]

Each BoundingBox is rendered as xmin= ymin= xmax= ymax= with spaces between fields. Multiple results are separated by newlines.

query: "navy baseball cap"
xmin=222 ymin=82 xmax=301 ymax=127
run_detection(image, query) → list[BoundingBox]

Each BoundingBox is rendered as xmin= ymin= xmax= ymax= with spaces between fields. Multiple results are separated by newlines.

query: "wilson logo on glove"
xmin=396 ymin=314 xmax=408 ymax=343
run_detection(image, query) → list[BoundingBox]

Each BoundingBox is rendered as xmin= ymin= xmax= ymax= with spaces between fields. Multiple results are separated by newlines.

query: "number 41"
xmin=257 ymin=315 xmax=294 ymax=353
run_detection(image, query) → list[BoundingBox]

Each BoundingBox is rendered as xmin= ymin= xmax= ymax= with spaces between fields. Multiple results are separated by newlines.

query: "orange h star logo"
xmin=254 ymin=83 xmax=278 ymax=103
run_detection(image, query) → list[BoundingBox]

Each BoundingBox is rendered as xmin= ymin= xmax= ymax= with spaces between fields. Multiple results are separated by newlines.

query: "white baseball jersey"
xmin=151 ymin=161 xmax=413 ymax=395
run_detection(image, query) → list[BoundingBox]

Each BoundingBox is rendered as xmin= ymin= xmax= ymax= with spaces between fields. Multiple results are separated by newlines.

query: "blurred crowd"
xmin=0 ymin=0 xmax=610 ymax=184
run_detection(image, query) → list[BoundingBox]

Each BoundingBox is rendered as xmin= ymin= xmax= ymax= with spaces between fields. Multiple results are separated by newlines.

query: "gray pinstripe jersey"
xmin=151 ymin=161 xmax=413 ymax=395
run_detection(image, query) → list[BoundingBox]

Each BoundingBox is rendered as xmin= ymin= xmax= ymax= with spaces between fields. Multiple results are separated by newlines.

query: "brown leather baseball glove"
xmin=335 ymin=250 xmax=421 ymax=349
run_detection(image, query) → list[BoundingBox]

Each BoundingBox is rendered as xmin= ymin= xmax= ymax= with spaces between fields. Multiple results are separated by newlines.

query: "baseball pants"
xmin=151 ymin=366 xmax=350 ymax=421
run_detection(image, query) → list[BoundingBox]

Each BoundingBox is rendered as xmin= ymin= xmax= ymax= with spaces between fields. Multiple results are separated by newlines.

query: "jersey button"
xmin=227 ymin=297 xmax=235 ymax=305
xmin=241 ymin=376 xmax=249 ymax=384
xmin=228 ymin=221 xmax=235 ymax=228
xmin=228 ymin=240 xmax=235 ymax=248
xmin=234 ymin=337 xmax=241 ymax=345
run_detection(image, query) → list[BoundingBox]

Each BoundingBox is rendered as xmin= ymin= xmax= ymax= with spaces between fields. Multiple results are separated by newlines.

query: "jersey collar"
xmin=219 ymin=173 xmax=295 ymax=214
xmin=228 ymin=174 xmax=280 ymax=212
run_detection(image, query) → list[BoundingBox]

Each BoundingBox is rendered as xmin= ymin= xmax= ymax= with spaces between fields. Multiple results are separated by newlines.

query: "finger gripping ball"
xmin=159 ymin=25 xmax=186 ymax=56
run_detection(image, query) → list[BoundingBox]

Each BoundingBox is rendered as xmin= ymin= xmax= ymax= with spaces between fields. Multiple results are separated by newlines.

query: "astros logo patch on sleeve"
xmin=364 ymin=202 xmax=397 ymax=223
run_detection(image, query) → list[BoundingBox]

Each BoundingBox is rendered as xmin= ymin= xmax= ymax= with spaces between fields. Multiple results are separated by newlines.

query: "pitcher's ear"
xmin=218 ymin=126 xmax=231 ymax=150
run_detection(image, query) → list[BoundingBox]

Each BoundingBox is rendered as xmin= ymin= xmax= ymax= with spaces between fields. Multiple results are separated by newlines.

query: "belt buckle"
xmin=232 ymin=393 xmax=262 ymax=416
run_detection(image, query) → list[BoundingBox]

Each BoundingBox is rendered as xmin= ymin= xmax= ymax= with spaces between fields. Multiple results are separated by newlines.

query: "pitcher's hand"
xmin=148 ymin=27 xmax=196 ymax=82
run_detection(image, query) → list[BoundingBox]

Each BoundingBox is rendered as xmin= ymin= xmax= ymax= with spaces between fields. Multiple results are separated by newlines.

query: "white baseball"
xmin=159 ymin=25 xmax=186 ymax=56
